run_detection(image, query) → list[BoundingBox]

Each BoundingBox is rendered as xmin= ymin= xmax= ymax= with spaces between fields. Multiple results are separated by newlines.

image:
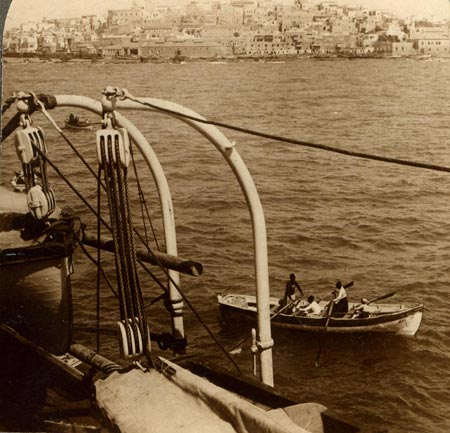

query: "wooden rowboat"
xmin=218 ymin=293 xmax=423 ymax=336
xmin=64 ymin=118 xmax=92 ymax=130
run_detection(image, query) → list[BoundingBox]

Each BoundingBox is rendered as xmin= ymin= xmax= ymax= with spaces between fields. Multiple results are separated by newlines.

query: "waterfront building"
xmin=198 ymin=25 xmax=245 ymax=50
xmin=234 ymin=32 xmax=296 ymax=56
xmin=284 ymin=29 xmax=311 ymax=53
xmin=99 ymin=39 xmax=232 ymax=58
xmin=96 ymin=34 xmax=133 ymax=49
xmin=409 ymin=23 xmax=449 ymax=40
xmin=17 ymin=34 xmax=39 ymax=53
xmin=414 ymin=38 xmax=450 ymax=55
xmin=408 ymin=22 xmax=450 ymax=56
xmin=374 ymin=40 xmax=414 ymax=56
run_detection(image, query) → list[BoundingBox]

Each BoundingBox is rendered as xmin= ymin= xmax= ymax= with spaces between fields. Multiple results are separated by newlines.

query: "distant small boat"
xmin=218 ymin=293 xmax=424 ymax=336
xmin=65 ymin=114 xmax=92 ymax=130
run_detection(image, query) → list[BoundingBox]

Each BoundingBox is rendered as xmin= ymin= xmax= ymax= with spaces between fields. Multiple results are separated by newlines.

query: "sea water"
xmin=1 ymin=57 xmax=450 ymax=433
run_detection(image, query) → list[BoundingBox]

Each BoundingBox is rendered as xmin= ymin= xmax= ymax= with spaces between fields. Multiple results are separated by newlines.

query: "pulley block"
xmin=15 ymin=125 xmax=45 ymax=164
xmin=27 ymin=184 xmax=56 ymax=220
xmin=96 ymin=128 xmax=130 ymax=168
xmin=117 ymin=318 xmax=149 ymax=359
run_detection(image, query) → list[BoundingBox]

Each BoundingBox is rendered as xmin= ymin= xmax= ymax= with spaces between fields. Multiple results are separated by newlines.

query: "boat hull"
xmin=0 ymin=187 xmax=73 ymax=354
xmin=0 ymin=255 xmax=73 ymax=355
xmin=64 ymin=121 xmax=92 ymax=130
xmin=218 ymin=294 xmax=423 ymax=336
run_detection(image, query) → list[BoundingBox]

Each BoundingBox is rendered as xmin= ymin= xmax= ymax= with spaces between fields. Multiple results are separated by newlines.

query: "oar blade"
xmin=367 ymin=291 xmax=396 ymax=304
xmin=315 ymin=302 xmax=334 ymax=367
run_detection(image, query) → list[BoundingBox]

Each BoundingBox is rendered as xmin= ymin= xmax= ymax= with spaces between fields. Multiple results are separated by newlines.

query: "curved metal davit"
xmin=54 ymin=93 xmax=274 ymax=386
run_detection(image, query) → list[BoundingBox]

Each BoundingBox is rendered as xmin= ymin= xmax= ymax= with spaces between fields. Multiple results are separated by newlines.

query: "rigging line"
xmin=74 ymin=234 xmax=118 ymax=299
xmin=130 ymin=141 xmax=161 ymax=251
xmin=126 ymin=96 xmax=450 ymax=174
xmin=102 ymin=148 xmax=133 ymax=353
xmin=131 ymin=216 xmax=230 ymax=351
xmin=37 ymin=103 xmax=107 ymax=188
xmin=38 ymin=105 xmax=165 ymax=275
xmin=115 ymin=138 xmax=149 ymax=344
xmin=37 ymin=103 xmax=188 ymax=297
xmin=96 ymin=166 xmax=102 ymax=353
xmin=31 ymin=132 xmax=174 ymax=308
xmin=31 ymin=144 xmax=112 ymax=232
xmin=35 ymin=105 xmax=236 ymax=372
xmin=130 ymin=142 xmax=151 ymax=246
xmin=23 ymin=104 xmax=234 ymax=365
xmin=30 ymin=131 xmax=165 ymax=299
xmin=137 ymin=259 xmax=170 ymax=293
xmin=39 ymin=102 xmax=177 ymax=293
xmin=104 ymin=144 xmax=132 ymax=322
xmin=145 ymin=291 xmax=167 ymax=309
xmin=1 ymin=97 xmax=15 ymax=115
xmin=138 ymin=256 xmax=242 ymax=375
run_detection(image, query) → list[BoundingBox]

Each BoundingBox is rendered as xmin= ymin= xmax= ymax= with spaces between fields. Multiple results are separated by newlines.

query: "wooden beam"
xmin=82 ymin=231 xmax=203 ymax=277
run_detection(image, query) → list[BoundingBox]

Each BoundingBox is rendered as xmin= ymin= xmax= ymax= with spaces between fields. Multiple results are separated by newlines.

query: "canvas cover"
xmin=95 ymin=358 xmax=324 ymax=433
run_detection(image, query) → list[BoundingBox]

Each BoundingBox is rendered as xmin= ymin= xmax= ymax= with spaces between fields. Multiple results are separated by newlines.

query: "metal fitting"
xmin=256 ymin=338 xmax=274 ymax=351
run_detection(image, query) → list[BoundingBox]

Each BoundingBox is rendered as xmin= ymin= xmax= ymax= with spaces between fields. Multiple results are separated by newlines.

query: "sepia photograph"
xmin=1 ymin=0 xmax=450 ymax=432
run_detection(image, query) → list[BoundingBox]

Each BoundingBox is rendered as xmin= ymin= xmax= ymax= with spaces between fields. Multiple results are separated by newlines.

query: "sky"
xmin=3 ymin=0 xmax=450 ymax=29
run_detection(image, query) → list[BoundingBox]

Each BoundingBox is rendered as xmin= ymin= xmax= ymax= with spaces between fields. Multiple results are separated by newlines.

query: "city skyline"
xmin=4 ymin=0 xmax=450 ymax=29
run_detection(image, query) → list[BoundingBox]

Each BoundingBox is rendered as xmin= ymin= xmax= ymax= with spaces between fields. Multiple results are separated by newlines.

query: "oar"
xmin=314 ymin=302 xmax=334 ymax=367
xmin=314 ymin=289 xmax=397 ymax=367
xmin=344 ymin=281 xmax=354 ymax=289
xmin=319 ymin=280 xmax=354 ymax=309
xmin=351 ymin=291 xmax=397 ymax=312
xmin=229 ymin=298 xmax=298 ymax=354
xmin=314 ymin=280 xmax=354 ymax=367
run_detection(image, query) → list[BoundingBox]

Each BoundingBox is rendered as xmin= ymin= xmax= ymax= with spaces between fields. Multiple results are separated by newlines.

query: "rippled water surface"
xmin=2 ymin=58 xmax=450 ymax=433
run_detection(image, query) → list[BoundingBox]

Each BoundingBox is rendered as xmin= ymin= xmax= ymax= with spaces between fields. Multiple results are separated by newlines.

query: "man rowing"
xmin=293 ymin=295 xmax=322 ymax=315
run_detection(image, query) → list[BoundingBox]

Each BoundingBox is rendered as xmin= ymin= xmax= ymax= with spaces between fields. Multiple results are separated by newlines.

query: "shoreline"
xmin=3 ymin=53 xmax=449 ymax=65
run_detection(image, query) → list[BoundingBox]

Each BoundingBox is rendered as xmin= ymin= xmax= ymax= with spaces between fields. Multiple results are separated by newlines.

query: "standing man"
xmin=332 ymin=280 xmax=349 ymax=316
xmin=281 ymin=273 xmax=303 ymax=311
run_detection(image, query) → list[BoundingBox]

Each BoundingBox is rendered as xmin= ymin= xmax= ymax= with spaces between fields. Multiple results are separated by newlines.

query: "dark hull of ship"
xmin=0 ymin=255 xmax=72 ymax=355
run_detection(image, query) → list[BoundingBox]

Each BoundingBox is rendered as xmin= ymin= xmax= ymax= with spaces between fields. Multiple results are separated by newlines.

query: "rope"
xmin=130 ymin=142 xmax=161 ymax=251
xmin=125 ymin=96 xmax=450 ymax=175
xmin=137 ymin=237 xmax=242 ymax=374
xmin=73 ymin=233 xmax=118 ymax=298
xmin=102 ymin=143 xmax=132 ymax=351
xmin=100 ymin=132 xmax=150 ymax=354
xmin=1 ymin=96 xmax=15 ymax=115
xmin=38 ymin=104 xmax=105 ymax=184
xmin=114 ymin=137 xmax=148 ymax=346
xmin=33 ymin=137 xmax=239 ymax=371
xmin=31 ymin=144 xmax=111 ymax=231
xmin=96 ymin=166 xmax=102 ymax=353
xmin=22 ymin=102 xmax=241 ymax=371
